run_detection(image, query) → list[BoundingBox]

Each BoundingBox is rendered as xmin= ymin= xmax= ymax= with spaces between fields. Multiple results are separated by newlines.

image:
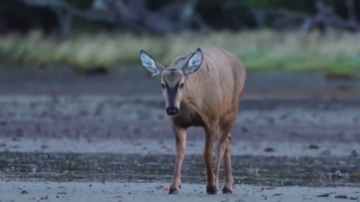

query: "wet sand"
xmin=1 ymin=181 xmax=359 ymax=202
xmin=1 ymin=138 xmax=359 ymax=158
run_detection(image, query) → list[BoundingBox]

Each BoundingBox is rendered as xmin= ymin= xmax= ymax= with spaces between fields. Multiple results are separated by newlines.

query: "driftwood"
xmin=20 ymin=0 xmax=211 ymax=37
xmin=14 ymin=0 xmax=360 ymax=37
xmin=48 ymin=5 xmax=72 ymax=37
xmin=346 ymin=0 xmax=358 ymax=23
xmin=102 ymin=0 xmax=180 ymax=34
xmin=267 ymin=9 xmax=311 ymax=31
xmin=100 ymin=0 xmax=212 ymax=35
xmin=238 ymin=0 xmax=360 ymax=35
xmin=21 ymin=0 xmax=115 ymax=37
xmin=299 ymin=0 xmax=360 ymax=38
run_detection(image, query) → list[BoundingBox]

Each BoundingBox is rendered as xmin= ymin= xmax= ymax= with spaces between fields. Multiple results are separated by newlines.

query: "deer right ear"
xmin=184 ymin=48 xmax=203 ymax=76
xmin=140 ymin=50 xmax=163 ymax=77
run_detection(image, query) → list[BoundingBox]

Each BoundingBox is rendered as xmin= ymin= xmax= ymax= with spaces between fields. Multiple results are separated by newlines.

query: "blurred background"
xmin=0 ymin=0 xmax=359 ymax=196
xmin=1 ymin=0 xmax=360 ymax=76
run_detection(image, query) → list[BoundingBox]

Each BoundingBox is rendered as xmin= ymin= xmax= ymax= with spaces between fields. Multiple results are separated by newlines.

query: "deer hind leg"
xmin=169 ymin=123 xmax=187 ymax=194
xmin=203 ymin=124 xmax=218 ymax=194
xmin=218 ymin=115 xmax=237 ymax=194
xmin=222 ymin=133 xmax=234 ymax=194
xmin=213 ymin=134 xmax=227 ymax=190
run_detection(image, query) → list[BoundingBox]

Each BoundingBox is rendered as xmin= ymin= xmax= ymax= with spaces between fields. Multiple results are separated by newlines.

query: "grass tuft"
xmin=0 ymin=29 xmax=359 ymax=76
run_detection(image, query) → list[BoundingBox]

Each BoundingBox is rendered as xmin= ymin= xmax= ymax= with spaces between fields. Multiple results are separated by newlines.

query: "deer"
xmin=139 ymin=46 xmax=246 ymax=195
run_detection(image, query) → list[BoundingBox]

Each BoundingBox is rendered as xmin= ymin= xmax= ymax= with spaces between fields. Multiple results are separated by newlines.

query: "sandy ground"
xmin=0 ymin=67 xmax=359 ymax=201
xmin=0 ymin=93 xmax=358 ymax=155
xmin=1 ymin=181 xmax=359 ymax=202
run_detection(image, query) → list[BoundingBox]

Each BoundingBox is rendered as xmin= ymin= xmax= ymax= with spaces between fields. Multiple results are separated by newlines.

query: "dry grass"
xmin=0 ymin=29 xmax=360 ymax=75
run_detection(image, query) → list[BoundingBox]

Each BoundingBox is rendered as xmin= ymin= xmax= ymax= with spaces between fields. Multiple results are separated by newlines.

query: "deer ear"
xmin=184 ymin=48 xmax=203 ymax=75
xmin=140 ymin=50 xmax=164 ymax=77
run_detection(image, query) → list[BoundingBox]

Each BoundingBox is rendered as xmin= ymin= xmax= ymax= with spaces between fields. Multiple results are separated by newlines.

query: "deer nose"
xmin=166 ymin=107 xmax=178 ymax=116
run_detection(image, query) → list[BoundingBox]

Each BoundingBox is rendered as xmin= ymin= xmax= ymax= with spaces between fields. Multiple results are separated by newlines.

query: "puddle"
xmin=0 ymin=152 xmax=359 ymax=187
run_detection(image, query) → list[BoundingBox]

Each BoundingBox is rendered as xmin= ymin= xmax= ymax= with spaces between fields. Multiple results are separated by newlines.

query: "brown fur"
xmin=141 ymin=46 xmax=246 ymax=195
xmin=168 ymin=47 xmax=246 ymax=128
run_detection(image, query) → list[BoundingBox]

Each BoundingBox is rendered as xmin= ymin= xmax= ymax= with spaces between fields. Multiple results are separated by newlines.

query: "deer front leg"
xmin=169 ymin=123 xmax=187 ymax=194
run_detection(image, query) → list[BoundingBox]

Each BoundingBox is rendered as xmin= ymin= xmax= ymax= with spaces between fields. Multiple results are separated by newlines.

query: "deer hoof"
xmin=222 ymin=186 xmax=233 ymax=194
xmin=206 ymin=186 xmax=217 ymax=195
xmin=168 ymin=187 xmax=179 ymax=194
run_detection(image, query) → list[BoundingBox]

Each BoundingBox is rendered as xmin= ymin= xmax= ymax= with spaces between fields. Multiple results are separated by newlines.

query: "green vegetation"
xmin=0 ymin=29 xmax=359 ymax=75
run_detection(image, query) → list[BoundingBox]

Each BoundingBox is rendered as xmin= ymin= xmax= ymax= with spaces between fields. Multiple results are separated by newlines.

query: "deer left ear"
xmin=140 ymin=50 xmax=164 ymax=77
xmin=183 ymin=48 xmax=203 ymax=76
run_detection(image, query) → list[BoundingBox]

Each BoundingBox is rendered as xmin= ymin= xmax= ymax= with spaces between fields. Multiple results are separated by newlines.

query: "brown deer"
xmin=139 ymin=46 xmax=246 ymax=195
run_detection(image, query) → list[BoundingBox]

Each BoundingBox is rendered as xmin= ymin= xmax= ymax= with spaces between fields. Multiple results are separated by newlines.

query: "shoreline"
xmin=0 ymin=138 xmax=358 ymax=158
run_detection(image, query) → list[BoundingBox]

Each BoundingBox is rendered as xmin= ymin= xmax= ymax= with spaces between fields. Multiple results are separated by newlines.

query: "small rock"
xmin=19 ymin=168 xmax=27 ymax=173
xmin=279 ymin=113 xmax=289 ymax=120
xmin=264 ymin=147 xmax=275 ymax=152
xmin=267 ymin=118 xmax=275 ymax=124
xmin=155 ymin=185 xmax=163 ymax=190
xmin=41 ymin=145 xmax=49 ymax=149
xmin=317 ymin=193 xmax=331 ymax=197
xmin=308 ymin=144 xmax=319 ymax=149
xmin=334 ymin=195 xmax=348 ymax=199
xmin=241 ymin=127 xmax=249 ymax=133
xmin=321 ymin=150 xmax=331 ymax=156
xmin=20 ymin=190 xmax=29 ymax=194
xmin=11 ymin=145 xmax=20 ymax=149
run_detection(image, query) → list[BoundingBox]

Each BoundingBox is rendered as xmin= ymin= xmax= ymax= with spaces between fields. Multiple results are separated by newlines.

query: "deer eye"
xmin=179 ymin=83 xmax=184 ymax=89
xmin=161 ymin=83 xmax=166 ymax=89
